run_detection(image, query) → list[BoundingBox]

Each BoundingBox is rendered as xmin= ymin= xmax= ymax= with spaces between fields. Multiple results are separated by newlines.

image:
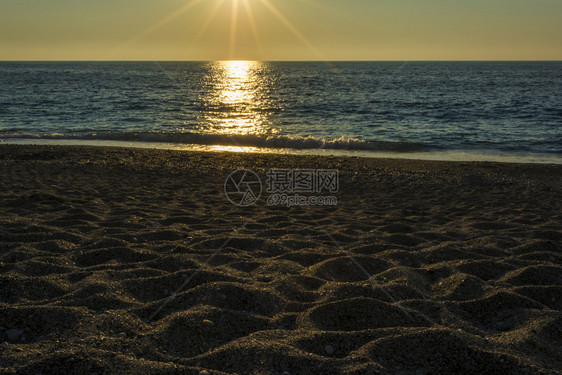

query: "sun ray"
xmin=229 ymin=0 xmax=240 ymax=60
xmin=242 ymin=0 xmax=265 ymax=60
xmin=257 ymin=0 xmax=325 ymax=59
xmin=182 ymin=0 xmax=226 ymax=59
xmin=257 ymin=0 xmax=372 ymax=107
xmin=126 ymin=0 xmax=206 ymax=47
xmin=71 ymin=0 xmax=206 ymax=76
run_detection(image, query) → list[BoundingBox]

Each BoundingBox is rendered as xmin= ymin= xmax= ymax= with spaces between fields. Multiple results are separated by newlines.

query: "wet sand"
xmin=0 ymin=145 xmax=561 ymax=374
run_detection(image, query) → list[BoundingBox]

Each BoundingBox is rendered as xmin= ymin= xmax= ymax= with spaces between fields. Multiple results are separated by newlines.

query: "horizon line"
xmin=1 ymin=59 xmax=561 ymax=63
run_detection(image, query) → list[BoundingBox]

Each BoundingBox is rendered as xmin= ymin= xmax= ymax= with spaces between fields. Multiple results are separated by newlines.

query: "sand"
xmin=0 ymin=144 xmax=561 ymax=375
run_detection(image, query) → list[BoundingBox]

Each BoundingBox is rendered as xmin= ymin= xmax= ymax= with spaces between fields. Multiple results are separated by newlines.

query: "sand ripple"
xmin=0 ymin=146 xmax=561 ymax=374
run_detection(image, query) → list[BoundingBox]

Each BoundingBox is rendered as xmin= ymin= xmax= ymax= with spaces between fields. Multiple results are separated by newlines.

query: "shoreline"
xmin=2 ymin=139 xmax=561 ymax=165
xmin=1 ymin=144 xmax=561 ymax=374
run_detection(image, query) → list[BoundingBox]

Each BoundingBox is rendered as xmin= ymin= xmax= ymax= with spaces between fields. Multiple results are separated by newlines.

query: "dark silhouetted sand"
xmin=0 ymin=145 xmax=561 ymax=374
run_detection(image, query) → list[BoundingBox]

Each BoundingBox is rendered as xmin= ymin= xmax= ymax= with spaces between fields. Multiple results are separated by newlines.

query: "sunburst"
xmin=125 ymin=0 xmax=325 ymax=61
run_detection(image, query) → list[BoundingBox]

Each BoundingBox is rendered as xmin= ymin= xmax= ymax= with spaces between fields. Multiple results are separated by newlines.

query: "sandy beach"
xmin=0 ymin=144 xmax=560 ymax=374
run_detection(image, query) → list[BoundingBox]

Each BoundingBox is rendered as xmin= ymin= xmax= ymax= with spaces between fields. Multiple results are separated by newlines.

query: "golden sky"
xmin=1 ymin=0 xmax=560 ymax=61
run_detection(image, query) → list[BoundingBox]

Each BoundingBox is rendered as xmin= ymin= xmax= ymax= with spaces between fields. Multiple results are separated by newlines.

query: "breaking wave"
xmin=0 ymin=131 xmax=434 ymax=152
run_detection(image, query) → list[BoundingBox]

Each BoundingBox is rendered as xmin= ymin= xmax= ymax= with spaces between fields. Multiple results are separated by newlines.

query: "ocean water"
xmin=0 ymin=61 xmax=561 ymax=162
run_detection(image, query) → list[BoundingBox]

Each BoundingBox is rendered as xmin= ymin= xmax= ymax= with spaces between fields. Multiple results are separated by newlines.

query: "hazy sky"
xmin=1 ymin=0 xmax=560 ymax=61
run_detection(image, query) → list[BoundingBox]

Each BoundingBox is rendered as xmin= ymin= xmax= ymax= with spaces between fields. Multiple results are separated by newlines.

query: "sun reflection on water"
xmin=199 ymin=60 xmax=278 ymax=136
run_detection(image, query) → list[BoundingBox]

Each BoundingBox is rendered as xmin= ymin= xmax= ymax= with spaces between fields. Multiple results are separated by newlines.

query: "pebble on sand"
xmin=202 ymin=319 xmax=215 ymax=328
xmin=325 ymin=344 xmax=335 ymax=355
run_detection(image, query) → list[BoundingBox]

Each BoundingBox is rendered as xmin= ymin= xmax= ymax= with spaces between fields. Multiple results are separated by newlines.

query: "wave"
xmin=0 ymin=131 xmax=434 ymax=153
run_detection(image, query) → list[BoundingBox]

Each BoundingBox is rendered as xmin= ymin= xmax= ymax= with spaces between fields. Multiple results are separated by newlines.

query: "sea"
xmin=0 ymin=61 xmax=560 ymax=163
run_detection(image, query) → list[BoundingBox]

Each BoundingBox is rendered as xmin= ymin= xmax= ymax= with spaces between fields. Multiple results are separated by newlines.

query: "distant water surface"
xmin=0 ymin=61 xmax=560 ymax=162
